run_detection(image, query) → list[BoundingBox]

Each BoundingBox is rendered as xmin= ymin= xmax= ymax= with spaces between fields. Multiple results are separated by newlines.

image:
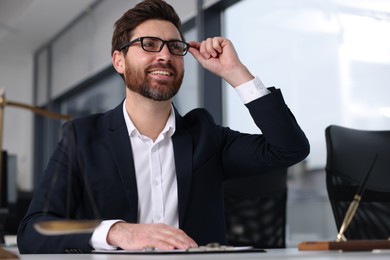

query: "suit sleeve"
xmin=221 ymin=87 xmax=310 ymax=177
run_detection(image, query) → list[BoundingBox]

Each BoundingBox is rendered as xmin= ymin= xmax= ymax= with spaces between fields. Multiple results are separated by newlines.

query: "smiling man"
xmin=17 ymin=0 xmax=309 ymax=254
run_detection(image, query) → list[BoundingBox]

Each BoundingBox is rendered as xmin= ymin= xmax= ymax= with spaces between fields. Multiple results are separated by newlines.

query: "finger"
xmin=144 ymin=238 xmax=176 ymax=250
xmin=188 ymin=41 xmax=200 ymax=50
xmin=169 ymin=229 xmax=198 ymax=248
xmin=151 ymin=236 xmax=192 ymax=250
xmin=204 ymin=38 xmax=218 ymax=58
xmin=188 ymin=41 xmax=205 ymax=61
xmin=197 ymin=39 xmax=211 ymax=59
xmin=203 ymin=37 xmax=223 ymax=58
xmin=154 ymin=225 xmax=198 ymax=249
xmin=211 ymin=37 xmax=223 ymax=55
xmin=188 ymin=42 xmax=201 ymax=57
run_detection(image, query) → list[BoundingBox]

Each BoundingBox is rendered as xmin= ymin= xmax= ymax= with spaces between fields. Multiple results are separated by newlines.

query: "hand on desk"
xmin=107 ymin=222 xmax=198 ymax=250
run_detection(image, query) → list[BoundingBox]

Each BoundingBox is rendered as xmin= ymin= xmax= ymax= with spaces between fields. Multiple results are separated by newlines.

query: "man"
xmin=17 ymin=0 xmax=309 ymax=254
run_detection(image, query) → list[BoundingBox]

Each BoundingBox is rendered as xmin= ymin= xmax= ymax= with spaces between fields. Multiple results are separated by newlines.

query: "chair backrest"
xmin=325 ymin=125 xmax=390 ymax=240
xmin=223 ymin=168 xmax=287 ymax=248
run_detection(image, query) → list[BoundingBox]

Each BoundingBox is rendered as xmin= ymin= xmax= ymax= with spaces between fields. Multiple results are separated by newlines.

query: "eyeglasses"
xmin=119 ymin=36 xmax=190 ymax=56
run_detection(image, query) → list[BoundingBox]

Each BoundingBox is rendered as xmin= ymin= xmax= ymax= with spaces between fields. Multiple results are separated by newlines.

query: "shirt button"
xmin=153 ymin=180 xmax=159 ymax=186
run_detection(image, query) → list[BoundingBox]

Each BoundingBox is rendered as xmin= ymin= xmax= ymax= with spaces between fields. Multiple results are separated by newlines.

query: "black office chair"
xmin=325 ymin=125 xmax=390 ymax=240
xmin=223 ymin=168 xmax=287 ymax=248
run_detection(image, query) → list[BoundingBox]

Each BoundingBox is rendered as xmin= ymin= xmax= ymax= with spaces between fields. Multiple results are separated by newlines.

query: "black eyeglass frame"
xmin=119 ymin=36 xmax=190 ymax=56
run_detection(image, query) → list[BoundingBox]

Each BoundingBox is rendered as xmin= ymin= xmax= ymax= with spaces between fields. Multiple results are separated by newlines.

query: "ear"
xmin=112 ymin=50 xmax=125 ymax=74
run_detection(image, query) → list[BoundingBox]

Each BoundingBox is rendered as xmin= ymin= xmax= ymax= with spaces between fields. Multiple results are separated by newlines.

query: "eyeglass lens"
xmin=141 ymin=37 xmax=188 ymax=56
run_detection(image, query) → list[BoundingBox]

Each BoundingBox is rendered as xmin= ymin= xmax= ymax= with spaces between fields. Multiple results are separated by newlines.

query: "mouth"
xmin=149 ymin=70 xmax=173 ymax=76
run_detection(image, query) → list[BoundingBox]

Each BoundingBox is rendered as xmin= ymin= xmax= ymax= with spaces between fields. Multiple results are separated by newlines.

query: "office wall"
xmin=50 ymin=0 xmax=136 ymax=99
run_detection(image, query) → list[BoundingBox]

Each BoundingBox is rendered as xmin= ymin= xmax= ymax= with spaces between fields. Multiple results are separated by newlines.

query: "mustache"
xmin=146 ymin=63 xmax=177 ymax=74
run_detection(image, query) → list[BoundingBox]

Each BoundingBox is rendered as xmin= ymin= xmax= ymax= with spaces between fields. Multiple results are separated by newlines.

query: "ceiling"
xmin=0 ymin=0 xmax=97 ymax=60
xmin=0 ymin=0 xmax=199 ymax=63
xmin=3 ymin=0 xmax=388 ymax=62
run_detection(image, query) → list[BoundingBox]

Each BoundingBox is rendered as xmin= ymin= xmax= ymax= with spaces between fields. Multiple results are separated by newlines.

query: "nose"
xmin=157 ymin=43 xmax=172 ymax=61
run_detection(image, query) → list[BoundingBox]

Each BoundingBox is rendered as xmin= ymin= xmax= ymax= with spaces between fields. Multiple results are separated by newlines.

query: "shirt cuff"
xmin=90 ymin=219 xmax=124 ymax=250
xmin=235 ymin=76 xmax=271 ymax=104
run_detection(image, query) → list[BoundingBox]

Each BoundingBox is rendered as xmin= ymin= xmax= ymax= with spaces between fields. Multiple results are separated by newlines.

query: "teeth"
xmin=150 ymin=70 xmax=170 ymax=76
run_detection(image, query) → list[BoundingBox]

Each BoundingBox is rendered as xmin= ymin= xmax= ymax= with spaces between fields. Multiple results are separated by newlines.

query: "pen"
xmin=336 ymin=154 xmax=379 ymax=242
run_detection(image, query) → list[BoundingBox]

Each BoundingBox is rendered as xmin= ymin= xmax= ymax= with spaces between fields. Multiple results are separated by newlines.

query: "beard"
xmin=124 ymin=60 xmax=184 ymax=101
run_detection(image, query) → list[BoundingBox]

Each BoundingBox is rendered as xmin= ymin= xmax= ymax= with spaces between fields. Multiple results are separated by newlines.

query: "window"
xmin=223 ymin=0 xmax=390 ymax=246
xmin=223 ymin=0 xmax=390 ymax=169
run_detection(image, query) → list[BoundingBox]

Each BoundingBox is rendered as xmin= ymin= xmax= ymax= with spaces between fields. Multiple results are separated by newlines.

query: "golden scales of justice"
xmin=0 ymin=88 xmax=101 ymax=259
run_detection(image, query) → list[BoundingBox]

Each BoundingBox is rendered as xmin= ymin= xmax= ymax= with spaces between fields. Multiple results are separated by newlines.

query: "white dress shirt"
xmin=128 ymin=104 xmax=178 ymax=227
xmin=90 ymin=76 xmax=269 ymax=250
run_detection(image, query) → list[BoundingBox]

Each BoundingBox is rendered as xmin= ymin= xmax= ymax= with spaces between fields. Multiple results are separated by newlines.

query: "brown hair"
xmin=111 ymin=0 xmax=184 ymax=56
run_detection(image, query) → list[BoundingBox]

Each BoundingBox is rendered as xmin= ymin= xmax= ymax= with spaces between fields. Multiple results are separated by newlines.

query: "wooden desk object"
xmin=0 ymin=247 xmax=19 ymax=259
xmin=298 ymin=240 xmax=390 ymax=251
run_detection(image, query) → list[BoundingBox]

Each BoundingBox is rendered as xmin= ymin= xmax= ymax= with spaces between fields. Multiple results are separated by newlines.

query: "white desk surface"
xmin=4 ymin=247 xmax=390 ymax=260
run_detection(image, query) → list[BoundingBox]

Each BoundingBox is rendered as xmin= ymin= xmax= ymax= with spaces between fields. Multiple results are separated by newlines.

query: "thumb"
xmin=188 ymin=41 xmax=204 ymax=62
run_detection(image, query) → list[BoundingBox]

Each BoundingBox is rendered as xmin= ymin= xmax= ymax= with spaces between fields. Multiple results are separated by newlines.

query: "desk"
xmin=5 ymin=247 xmax=390 ymax=260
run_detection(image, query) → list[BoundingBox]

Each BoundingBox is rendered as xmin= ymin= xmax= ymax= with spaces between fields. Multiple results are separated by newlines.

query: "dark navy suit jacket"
xmin=17 ymin=88 xmax=309 ymax=253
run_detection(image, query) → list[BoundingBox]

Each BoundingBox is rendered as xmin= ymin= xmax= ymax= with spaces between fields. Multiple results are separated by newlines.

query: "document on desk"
xmin=93 ymin=246 xmax=266 ymax=254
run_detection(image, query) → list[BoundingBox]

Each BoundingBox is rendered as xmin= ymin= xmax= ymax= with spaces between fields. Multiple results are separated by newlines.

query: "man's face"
xmin=123 ymin=19 xmax=185 ymax=101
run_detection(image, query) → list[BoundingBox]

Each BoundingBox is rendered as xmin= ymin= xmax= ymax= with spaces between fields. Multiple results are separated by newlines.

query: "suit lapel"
xmin=172 ymin=109 xmax=193 ymax=227
xmin=103 ymin=102 xmax=138 ymax=222
xmin=101 ymin=103 xmax=193 ymax=226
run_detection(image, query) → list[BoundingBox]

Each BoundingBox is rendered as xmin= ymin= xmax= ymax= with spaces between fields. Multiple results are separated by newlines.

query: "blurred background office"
xmin=0 ymin=0 xmax=389 ymax=247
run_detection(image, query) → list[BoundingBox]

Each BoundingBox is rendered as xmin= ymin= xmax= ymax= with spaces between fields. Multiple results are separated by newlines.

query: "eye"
xmin=169 ymin=41 xmax=185 ymax=52
xmin=142 ymin=38 xmax=161 ymax=51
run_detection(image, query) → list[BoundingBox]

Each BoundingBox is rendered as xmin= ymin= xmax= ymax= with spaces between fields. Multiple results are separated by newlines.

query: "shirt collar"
xmin=122 ymin=100 xmax=176 ymax=139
